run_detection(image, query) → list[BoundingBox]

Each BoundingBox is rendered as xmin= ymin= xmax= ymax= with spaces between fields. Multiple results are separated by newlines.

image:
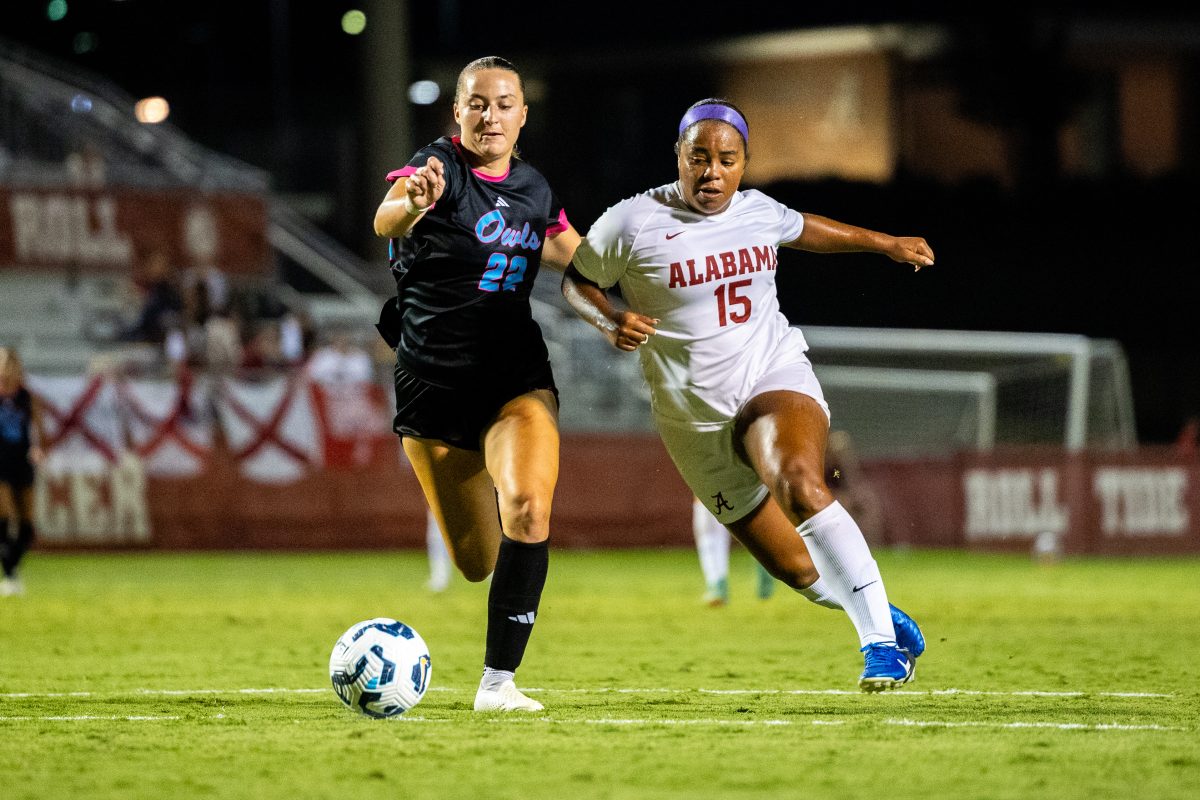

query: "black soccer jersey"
xmin=384 ymin=136 xmax=568 ymax=387
xmin=0 ymin=387 xmax=33 ymax=466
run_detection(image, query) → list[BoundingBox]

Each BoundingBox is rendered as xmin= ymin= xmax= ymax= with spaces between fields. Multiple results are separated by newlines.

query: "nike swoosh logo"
xmin=665 ymin=231 xmax=684 ymax=239
xmin=852 ymin=581 xmax=878 ymax=593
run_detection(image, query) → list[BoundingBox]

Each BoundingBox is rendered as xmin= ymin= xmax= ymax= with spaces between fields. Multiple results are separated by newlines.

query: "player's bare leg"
xmin=424 ymin=508 xmax=452 ymax=592
xmin=0 ymin=483 xmax=34 ymax=597
xmin=402 ymin=437 xmax=501 ymax=582
xmin=470 ymin=388 xmax=560 ymax=712
xmin=736 ymin=390 xmax=916 ymax=691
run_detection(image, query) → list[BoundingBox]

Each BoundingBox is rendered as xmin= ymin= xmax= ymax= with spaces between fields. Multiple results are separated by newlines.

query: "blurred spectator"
xmin=239 ymin=320 xmax=285 ymax=371
xmin=204 ymin=314 xmax=243 ymax=373
xmin=183 ymin=263 xmax=231 ymax=319
xmin=278 ymin=310 xmax=309 ymax=367
xmin=118 ymin=247 xmax=183 ymax=346
xmin=305 ymin=329 xmax=374 ymax=386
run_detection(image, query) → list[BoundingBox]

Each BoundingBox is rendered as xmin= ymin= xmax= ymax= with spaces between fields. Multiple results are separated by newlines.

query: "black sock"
xmin=484 ymin=535 xmax=548 ymax=672
xmin=0 ymin=518 xmax=12 ymax=577
xmin=4 ymin=521 xmax=34 ymax=576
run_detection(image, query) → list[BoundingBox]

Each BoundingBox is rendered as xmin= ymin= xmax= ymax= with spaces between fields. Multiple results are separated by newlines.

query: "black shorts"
xmin=392 ymin=361 xmax=559 ymax=451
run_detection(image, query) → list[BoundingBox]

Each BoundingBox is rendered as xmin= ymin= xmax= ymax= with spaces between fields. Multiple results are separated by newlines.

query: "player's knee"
xmin=773 ymin=556 xmax=821 ymax=590
xmin=452 ymin=551 xmax=493 ymax=583
xmin=498 ymin=490 xmax=551 ymax=541
xmin=459 ymin=564 xmax=492 ymax=583
xmin=773 ymin=460 xmax=833 ymax=519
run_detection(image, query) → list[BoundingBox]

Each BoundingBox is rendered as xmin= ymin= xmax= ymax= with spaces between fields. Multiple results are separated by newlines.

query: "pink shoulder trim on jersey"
xmin=451 ymin=136 xmax=511 ymax=182
xmin=386 ymin=166 xmax=417 ymax=183
xmin=546 ymin=208 xmax=570 ymax=238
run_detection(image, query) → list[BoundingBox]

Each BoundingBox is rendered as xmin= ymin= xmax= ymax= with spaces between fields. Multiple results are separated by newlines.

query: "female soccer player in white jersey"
xmin=562 ymin=98 xmax=932 ymax=691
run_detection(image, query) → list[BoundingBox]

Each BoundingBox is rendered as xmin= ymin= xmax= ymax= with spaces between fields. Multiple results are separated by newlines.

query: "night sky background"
xmin=4 ymin=0 xmax=1200 ymax=442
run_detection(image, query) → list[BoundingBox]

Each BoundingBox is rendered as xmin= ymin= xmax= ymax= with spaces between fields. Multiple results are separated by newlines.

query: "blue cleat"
xmin=890 ymin=604 xmax=926 ymax=659
xmin=859 ymin=642 xmax=913 ymax=692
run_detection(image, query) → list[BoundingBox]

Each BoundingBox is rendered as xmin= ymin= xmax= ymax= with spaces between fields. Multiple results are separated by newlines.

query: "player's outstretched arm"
xmin=561 ymin=265 xmax=658 ymax=352
xmin=373 ymin=156 xmax=446 ymax=239
xmin=785 ymin=213 xmax=935 ymax=272
xmin=541 ymin=226 xmax=582 ymax=273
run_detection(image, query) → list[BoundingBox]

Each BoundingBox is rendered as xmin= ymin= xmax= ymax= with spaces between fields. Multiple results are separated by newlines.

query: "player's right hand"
xmin=406 ymin=156 xmax=445 ymax=212
xmin=613 ymin=311 xmax=659 ymax=352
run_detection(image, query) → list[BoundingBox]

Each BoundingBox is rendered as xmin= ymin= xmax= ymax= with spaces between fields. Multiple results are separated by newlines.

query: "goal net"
xmin=803 ymin=326 xmax=1136 ymax=458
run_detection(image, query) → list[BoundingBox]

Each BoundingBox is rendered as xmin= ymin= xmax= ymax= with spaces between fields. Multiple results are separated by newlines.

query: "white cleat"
xmin=0 ymin=577 xmax=23 ymax=597
xmin=473 ymin=680 xmax=544 ymax=712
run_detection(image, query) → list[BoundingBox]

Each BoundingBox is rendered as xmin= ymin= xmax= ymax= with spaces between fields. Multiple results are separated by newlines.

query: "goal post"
xmin=802 ymin=326 xmax=1137 ymax=457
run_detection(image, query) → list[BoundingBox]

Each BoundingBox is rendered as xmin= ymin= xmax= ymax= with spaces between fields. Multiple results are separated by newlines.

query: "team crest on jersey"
xmin=711 ymin=492 xmax=735 ymax=515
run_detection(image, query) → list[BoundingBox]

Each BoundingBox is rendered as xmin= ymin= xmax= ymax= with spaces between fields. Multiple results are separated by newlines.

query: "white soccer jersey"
xmin=573 ymin=181 xmax=806 ymax=425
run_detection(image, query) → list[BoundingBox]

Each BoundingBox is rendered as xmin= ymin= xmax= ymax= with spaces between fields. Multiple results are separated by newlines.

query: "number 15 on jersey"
xmin=714 ymin=279 xmax=752 ymax=326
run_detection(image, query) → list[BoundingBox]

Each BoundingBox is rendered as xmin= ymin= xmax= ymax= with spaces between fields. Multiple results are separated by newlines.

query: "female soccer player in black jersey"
xmin=373 ymin=57 xmax=581 ymax=712
xmin=0 ymin=347 xmax=46 ymax=597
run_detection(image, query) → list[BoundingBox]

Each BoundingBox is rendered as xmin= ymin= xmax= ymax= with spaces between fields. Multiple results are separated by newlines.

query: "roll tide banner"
xmin=0 ymin=187 xmax=270 ymax=274
xmin=865 ymin=448 xmax=1200 ymax=555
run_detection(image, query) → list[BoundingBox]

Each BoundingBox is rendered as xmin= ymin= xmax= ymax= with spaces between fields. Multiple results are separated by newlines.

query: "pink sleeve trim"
xmin=546 ymin=208 xmax=570 ymax=238
xmin=386 ymin=166 xmax=417 ymax=183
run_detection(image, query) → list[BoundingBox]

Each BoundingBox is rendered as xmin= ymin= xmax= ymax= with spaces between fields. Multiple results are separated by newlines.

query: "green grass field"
xmin=2 ymin=548 xmax=1198 ymax=800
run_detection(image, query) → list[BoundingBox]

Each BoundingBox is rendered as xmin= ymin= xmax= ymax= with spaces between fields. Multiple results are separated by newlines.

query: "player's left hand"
xmin=889 ymin=237 xmax=935 ymax=271
xmin=612 ymin=311 xmax=659 ymax=352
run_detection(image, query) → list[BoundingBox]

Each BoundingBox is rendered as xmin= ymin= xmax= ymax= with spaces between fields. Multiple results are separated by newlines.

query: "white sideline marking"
xmin=0 ymin=710 xmax=1180 ymax=734
xmin=0 ymin=715 xmax=181 ymax=721
xmin=521 ymin=688 xmax=1174 ymax=699
xmin=886 ymin=718 xmax=1186 ymax=732
xmin=0 ymin=686 xmax=1174 ymax=699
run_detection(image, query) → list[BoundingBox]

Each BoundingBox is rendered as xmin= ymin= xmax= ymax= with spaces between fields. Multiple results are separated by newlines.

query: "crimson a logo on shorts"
xmin=711 ymin=492 xmax=734 ymax=515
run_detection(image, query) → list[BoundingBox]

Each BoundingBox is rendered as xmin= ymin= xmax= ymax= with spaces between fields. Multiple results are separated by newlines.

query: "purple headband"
xmin=678 ymin=103 xmax=749 ymax=144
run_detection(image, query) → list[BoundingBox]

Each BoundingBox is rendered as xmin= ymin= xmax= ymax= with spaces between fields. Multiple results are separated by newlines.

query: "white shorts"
xmin=655 ymin=350 xmax=829 ymax=525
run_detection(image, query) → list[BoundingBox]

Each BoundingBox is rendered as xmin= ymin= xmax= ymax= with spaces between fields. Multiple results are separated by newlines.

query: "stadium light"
xmin=134 ymin=96 xmax=170 ymax=124
xmin=341 ymin=10 xmax=367 ymax=35
xmin=46 ymin=0 xmax=68 ymax=22
xmin=70 ymin=93 xmax=93 ymax=113
xmin=408 ymin=80 xmax=440 ymax=105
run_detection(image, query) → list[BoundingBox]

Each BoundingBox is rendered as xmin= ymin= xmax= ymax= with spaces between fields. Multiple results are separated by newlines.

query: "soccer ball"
xmin=329 ymin=617 xmax=432 ymax=718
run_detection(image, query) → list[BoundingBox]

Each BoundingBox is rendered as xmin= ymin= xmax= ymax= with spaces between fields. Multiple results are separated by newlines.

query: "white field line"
xmin=526 ymin=688 xmax=1176 ymax=698
xmin=0 ymin=686 xmax=1175 ymax=699
xmin=0 ymin=710 xmax=1183 ymax=732
xmin=4 ymin=715 xmax=1183 ymax=732
xmin=0 ymin=715 xmax=181 ymax=721
xmin=885 ymin=718 xmax=1186 ymax=732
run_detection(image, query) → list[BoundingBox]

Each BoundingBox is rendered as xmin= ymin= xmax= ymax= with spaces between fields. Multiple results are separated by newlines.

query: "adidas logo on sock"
xmin=507 ymin=612 xmax=536 ymax=624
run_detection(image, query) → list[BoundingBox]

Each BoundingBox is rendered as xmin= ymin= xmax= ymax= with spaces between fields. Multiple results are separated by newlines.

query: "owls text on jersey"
xmin=383 ymin=136 xmax=569 ymax=387
xmin=573 ymin=181 xmax=807 ymax=425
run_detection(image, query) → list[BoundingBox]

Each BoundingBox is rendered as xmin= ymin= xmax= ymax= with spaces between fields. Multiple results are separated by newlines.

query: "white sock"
xmin=796 ymin=576 xmax=843 ymax=610
xmin=796 ymin=501 xmax=896 ymax=647
xmin=480 ymin=667 xmax=514 ymax=691
xmin=426 ymin=510 xmax=451 ymax=589
xmin=693 ymin=500 xmax=730 ymax=586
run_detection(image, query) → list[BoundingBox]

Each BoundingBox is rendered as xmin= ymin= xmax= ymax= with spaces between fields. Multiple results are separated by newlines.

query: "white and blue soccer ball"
xmin=329 ymin=617 xmax=432 ymax=718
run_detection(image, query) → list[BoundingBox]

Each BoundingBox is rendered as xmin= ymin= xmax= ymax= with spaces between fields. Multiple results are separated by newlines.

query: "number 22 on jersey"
xmin=478 ymin=253 xmax=528 ymax=292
